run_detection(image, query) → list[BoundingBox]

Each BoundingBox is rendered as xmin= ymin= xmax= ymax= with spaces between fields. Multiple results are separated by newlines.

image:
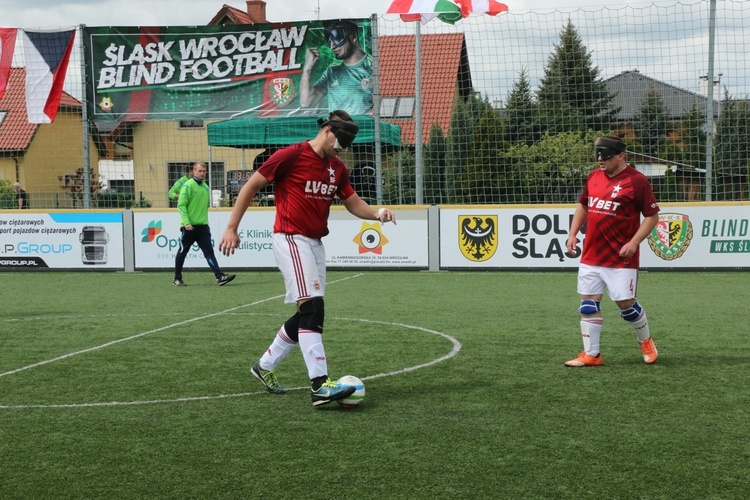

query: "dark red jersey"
xmin=258 ymin=142 xmax=355 ymax=239
xmin=578 ymin=165 xmax=659 ymax=269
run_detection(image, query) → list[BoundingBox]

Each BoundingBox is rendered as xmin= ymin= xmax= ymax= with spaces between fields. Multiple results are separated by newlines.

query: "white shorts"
xmin=273 ymin=233 xmax=326 ymax=304
xmin=577 ymin=263 xmax=638 ymax=301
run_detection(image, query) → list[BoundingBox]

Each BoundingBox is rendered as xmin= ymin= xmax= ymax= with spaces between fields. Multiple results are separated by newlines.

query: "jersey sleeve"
xmin=257 ymin=143 xmax=302 ymax=183
xmin=635 ymin=174 xmax=660 ymax=216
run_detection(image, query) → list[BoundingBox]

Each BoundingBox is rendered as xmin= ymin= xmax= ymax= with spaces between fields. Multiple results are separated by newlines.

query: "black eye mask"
xmin=596 ymin=147 xmax=619 ymax=161
xmin=318 ymin=118 xmax=360 ymax=148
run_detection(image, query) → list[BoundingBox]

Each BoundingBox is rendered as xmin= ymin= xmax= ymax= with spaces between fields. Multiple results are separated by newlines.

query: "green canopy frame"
xmin=207 ymin=115 xmax=401 ymax=148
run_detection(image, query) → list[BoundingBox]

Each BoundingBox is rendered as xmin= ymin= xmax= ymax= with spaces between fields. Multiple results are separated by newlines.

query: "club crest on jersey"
xmin=611 ymin=183 xmax=622 ymax=198
xmin=328 ymin=166 xmax=336 ymax=184
xmin=269 ymin=78 xmax=295 ymax=108
xmin=648 ymin=213 xmax=693 ymax=261
xmin=459 ymin=215 xmax=498 ymax=262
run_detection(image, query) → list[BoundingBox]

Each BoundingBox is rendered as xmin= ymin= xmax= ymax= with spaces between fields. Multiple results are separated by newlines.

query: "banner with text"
xmin=83 ymin=19 xmax=372 ymax=121
xmin=0 ymin=213 xmax=123 ymax=269
xmin=133 ymin=208 xmax=426 ymax=269
xmin=439 ymin=205 xmax=750 ymax=269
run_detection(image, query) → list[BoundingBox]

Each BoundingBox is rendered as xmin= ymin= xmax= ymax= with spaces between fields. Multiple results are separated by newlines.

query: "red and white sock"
xmin=298 ymin=331 xmax=327 ymax=380
xmin=259 ymin=325 xmax=297 ymax=371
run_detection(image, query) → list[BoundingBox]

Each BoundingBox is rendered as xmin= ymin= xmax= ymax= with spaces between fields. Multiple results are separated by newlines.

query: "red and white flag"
xmin=0 ymin=27 xmax=18 ymax=100
xmin=456 ymin=0 xmax=509 ymax=17
xmin=386 ymin=0 xmax=463 ymax=25
xmin=21 ymin=28 xmax=76 ymax=123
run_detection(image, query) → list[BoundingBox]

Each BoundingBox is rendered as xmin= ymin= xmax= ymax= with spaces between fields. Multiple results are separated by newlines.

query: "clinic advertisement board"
xmin=0 ymin=212 xmax=124 ymax=269
xmin=133 ymin=208 xmax=427 ymax=269
xmin=133 ymin=210 xmax=276 ymax=269
xmin=439 ymin=204 xmax=750 ymax=269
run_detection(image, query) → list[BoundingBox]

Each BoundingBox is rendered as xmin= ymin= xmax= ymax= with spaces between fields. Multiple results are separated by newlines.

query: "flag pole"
xmin=78 ymin=25 xmax=92 ymax=208
xmin=414 ymin=21 xmax=423 ymax=204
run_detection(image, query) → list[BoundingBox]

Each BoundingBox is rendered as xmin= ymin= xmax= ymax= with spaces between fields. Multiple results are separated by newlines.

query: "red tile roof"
xmin=209 ymin=4 xmax=257 ymax=25
xmin=0 ymin=67 xmax=81 ymax=151
xmin=379 ymin=33 xmax=469 ymax=145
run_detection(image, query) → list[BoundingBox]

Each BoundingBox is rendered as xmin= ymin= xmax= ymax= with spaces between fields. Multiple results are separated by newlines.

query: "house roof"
xmin=379 ymin=33 xmax=472 ymax=145
xmin=0 ymin=67 xmax=81 ymax=152
xmin=604 ymin=70 xmax=713 ymax=121
xmin=209 ymin=3 xmax=259 ymax=25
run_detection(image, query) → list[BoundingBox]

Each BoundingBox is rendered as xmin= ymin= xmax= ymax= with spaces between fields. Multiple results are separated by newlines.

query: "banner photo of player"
xmin=82 ymin=19 xmax=372 ymax=122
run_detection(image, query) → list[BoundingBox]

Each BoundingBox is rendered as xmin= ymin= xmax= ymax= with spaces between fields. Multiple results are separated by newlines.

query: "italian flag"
xmin=386 ymin=0 xmax=463 ymax=25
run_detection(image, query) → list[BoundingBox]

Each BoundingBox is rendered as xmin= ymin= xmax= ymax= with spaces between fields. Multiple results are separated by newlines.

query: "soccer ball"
xmin=337 ymin=375 xmax=365 ymax=408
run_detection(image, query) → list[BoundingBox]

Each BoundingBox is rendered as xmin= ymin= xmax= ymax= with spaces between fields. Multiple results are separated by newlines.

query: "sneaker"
xmin=640 ymin=337 xmax=658 ymax=364
xmin=564 ymin=352 xmax=603 ymax=367
xmin=311 ymin=379 xmax=357 ymax=407
xmin=173 ymin=279 xmax=187 ymax=287
xmin=217 ymin=274 xmax=236 ymax=286
xmin=250 ymin=361 xmax=286 ymax=394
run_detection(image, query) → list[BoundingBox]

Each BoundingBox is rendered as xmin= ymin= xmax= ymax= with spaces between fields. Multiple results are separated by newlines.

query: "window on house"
xmin=380 ymin=98 xmax=397 ymax=118
xmin=177 ymin=119 xmax=204 ymax=129
xmin=380 ymin=97 xmax=415 ymax=118
xmin=0 ymin=111 xmax=7 ymax=127
xmin=395 ymin=97 xmax=415 ymax=117
xmin=108 ymin=180 xmax=135 ymax=194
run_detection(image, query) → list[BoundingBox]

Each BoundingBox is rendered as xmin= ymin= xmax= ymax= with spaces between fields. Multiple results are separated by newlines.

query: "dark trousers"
xmin=174 ymin=225 xmax=223 ymax=279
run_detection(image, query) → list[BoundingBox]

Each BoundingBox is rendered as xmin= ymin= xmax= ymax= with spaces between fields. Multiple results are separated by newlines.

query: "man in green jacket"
xmin=168 ymin=164 xmax=193 ymax=202
xmin=173 ymin=162 xmax=235 ymax=287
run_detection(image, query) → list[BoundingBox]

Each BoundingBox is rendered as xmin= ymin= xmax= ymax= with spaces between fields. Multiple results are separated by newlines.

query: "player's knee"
xmin=298 ymin=297 xmax=325 ymax=334
xmin=578 ymin=299 xmax=601 ymax=316
xmin=284 ymin=312 xmax=300 ymax=342
xmin=620 ymin=300 xmax=643 ymax=322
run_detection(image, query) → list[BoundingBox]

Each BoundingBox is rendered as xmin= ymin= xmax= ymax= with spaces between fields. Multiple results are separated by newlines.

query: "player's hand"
xmin=185 ymin=224 xmax=194 ymax=231
xmin=377 ymin=208 xmax=397 ymax=225
xmin=219 ymin=229 xmax=240 ymax=256
xmin=304 ymin=48 xmax=320 ymax=71
xmin=566 ymin=235 xmax=578 ymax=255
xmin=619 ymin=241 xmax=638 ymax=258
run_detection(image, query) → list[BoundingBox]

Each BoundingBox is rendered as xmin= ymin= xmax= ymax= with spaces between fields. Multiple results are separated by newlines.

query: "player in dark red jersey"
xmin=564 ymin=136 xmax=660 ymax=367
xmin=219 ymin=110 xmax=396 ymax=406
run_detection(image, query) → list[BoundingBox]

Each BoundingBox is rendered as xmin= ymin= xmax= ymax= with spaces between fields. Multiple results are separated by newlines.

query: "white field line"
xmin=0 ymin=274 xmax=463 ymax=409
xmin=0 ymin=273 xmax=364 ymax=380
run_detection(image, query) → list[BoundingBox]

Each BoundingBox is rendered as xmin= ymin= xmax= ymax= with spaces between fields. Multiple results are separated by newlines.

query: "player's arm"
xmin=300 ymin=48 xmax=324 ymax=108
xmin=620 ymin=213 xmax=659 ymax=258
xmin=566 ymin=203 xmax=588 ymax=254
xmin=219 ymin=171 xmax=270 ymax=256
xmin=342 ymin=193 xmax=396 ymax=224
xmin=177 ymin=185 xmax=192 ymax=229
xmin=168 ymin=179 xmax=182 ymax=200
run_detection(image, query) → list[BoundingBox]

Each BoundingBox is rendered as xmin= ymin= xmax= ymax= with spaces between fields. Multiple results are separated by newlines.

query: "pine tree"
xmin=536 ymin=20 xmax=619 ymax=134
xmin=503 ymin=67 xmax=539 ymax=145
xmin=714 ymin=93 xmax=750 ymax=200
xmin=634 ymin=89 xmax=669 ymax=158
xmin=423 ymin=123 xmax=448 ymax=204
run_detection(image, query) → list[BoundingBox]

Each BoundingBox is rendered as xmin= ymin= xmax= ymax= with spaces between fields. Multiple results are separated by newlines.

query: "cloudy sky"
xmin=3 ymin=0 xmax=745 ymax=103
xmin=2 ymin=0 xmax=631 ymax=28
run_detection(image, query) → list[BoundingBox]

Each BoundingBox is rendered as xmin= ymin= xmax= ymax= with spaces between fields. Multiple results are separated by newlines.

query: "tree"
xmin=634 ymin=89 xmax=669 ymax=158
xmin=503 ymin=67 xmax=540 ymax=145
xmin=423 ymin=122 xmax=448 ymax=204
xmin=58 ymin=168 xmax=103 ymax=208
xmin=503 ymin=131 xmax=600 ymax=204
xmin=714 ymin=93 xmax=750 ymax=200
xmin=446 ymin=91 xmax=494 ymax=203
xmin=455 ymin=107 xmax=505 ymax=203
xmin=536 ymin=20 xmax=619 ymax=134
xmin=675 ymin=104 xmax=707 ymax=171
